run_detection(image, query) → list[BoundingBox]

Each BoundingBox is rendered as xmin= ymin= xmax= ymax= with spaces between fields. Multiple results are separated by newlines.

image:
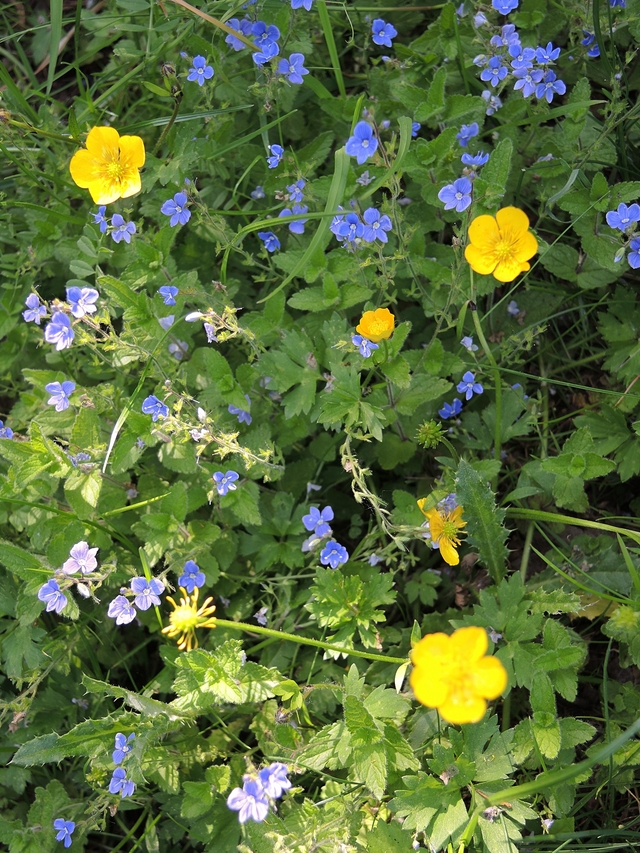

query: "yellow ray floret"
xmin=70 ymin=126 xmax=145 ymax=205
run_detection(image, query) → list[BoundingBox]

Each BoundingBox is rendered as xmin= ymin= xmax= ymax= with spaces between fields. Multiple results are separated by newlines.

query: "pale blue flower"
xmin=113 ymin=733 xmax=135 ymax=765
xmin=187 ymin=55 xmax=214 ymax=85
xmin=45 ymin=380 xmax=76 ymax=412
xmin=320 ymin=539 xmax=348 ymax=569
xmin=38 ymin=580 xmax=68 ymax=614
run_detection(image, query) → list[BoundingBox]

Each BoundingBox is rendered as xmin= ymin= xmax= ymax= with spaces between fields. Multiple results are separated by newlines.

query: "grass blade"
xmin=47 ymin=0 xmax=63 ymax=96
xmin=316 ymin=0 xmax=346 ymax=98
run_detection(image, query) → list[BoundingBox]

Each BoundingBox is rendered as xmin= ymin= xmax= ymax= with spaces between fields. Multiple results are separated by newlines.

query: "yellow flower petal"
xmin=417 ymin=497 xmax=429 ymax=516
xmin=468 ymin=214 xmax=500 ymax=249
xmin=410 ymin=667 xmax=450 ymax=708
xmin=450 ymin=626 xmax=488 ymax=663
xmin=471 ymin=656 xmax=508 ymax=699
xmin=439 ymin=693 xmax=487 ymax=725
xmin=464 ymin=244 xmax=498 ymax=275
xmin=119 ymin=134 xmax=146 ymax=169
xmin=69 ymin=149 xmax=98 ymax=189
xmin=512 ymin=230 xmax=538 ymax=263
xmin=85 ymin=125 xmax=121 ymax=157
xmin=492 ymin=256 xmax=527 ymax=283
xmin=438 ymin=537 xmax=460 ymax=566
xmin=495 ymin=205 xmax=530 ymax=235
xmin=411 ymin=631 xmax=450 ymax=667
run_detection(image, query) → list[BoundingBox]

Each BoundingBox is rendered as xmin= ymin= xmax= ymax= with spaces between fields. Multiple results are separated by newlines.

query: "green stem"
xmin=8 ymin=118 xmax=78 ymax=144
xmin=519 ymin=521 xmax=535 ymax=582
xmin=211 ymin=617 xmax=407 ymax=665
xmin=470 ymin=292 xmax=502 ymax=486
xmin=505 ymin=507 xmax=640 ymax=547
xmin=152 ymin=92 xmax=183 ymax=157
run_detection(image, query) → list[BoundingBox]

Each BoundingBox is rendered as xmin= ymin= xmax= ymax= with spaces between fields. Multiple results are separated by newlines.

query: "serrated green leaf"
xmin=455 ymin=460 xmax=509 ymax=583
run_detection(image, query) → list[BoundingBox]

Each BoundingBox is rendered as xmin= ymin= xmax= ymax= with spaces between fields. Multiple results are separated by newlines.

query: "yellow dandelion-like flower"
xmin=464 ymin=206 xmax=538 ymax=283
xmin=417 ymin=498 xmax=467 ymax=566
xmin=69 ymin=126 xmax=145 ymax=205
xmin=410 ymin=626 xmax=508 ymax=725
xmin=356 ymin=307 xmax=395 ymax=342
xmin=162 ymin=587 xmax=217 ymax=651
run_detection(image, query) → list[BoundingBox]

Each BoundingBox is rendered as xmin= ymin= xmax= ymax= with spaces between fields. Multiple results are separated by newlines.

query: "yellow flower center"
xmin=105 ymin=159 xmax=126 ymax=182
xmin=493 ymin=236 xmax=515 ymax=262
xmin=168 ymin=603 xmax=201 ymax=634
xmin=441 ymin=520 xmax=462 ymax=541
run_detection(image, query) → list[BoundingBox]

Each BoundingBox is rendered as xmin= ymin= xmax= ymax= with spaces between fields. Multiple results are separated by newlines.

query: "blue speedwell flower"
xmin=606 ymin=203 xmax=640 ymax=232
xmin=461 ymin=151 xmax=489 ymax=168
xmin=161 ymin=192 xmax=191 ymax=226
xmin=507 ymin=299 xmax=521 ymax=316
xmin=158 ymin=285 xmax=179 ymax=305
xmin=490 ymin=24 xmax=520 ymax=48
xmin=252 ymin=21 xmax=280 ymax=50
xmin=178 ymin=560 xmax=206 ymax=593
xmin=23 ymin=293 xmax=47 ymax=324
xmin=277 ymin=53 xmax=308 ymax=84
xmin=108 ymin=595 xmax=136 ymax=625
xmin=45 ymin=380 xmax=76 ymax=412
xmin=345 ymin=121 xmax=378 ymax=165
xmin=302 ymin=505 xmax=334 ymax=536
xmin=371 ymin=18 xmax=397 ymax=47
xmin=44 ymin=312 xmax=74 ymax=350
xmin=226 ymin=18 xmax=252 ymax=51
xmin=159 ymin=315 xmax=175 ymax=330
xmin=213 ymin=470 xmax=239 ymax=496
xmin=457 ymin=371 xmax=484 ymax=401
xmin=142 ymin=395 xmax=169 ymax=421
xmin=62 ymin=541 xmax=99 ymax=574
xmin=168 ymin=340 xmax=188 ymax=360
xmin=581 ymin=32 xmax=600 ymax=58
xmin=130 ymin=577 xmax=165 ymax=610
xmin=266 ymin=144 xmax=284 ymax=168
xmin=93 ymin=205 xmax=109 ymax=233
xmin=187 ymin=55 xmax=214 ymax=85
xmin=439 ymin=398 xmax=463 ymax=419
xmin=53 ymin=819 xmax=76 ymax=848
xmin=109 ymin=767 xmax=136 ymax=798
xmin=320 ymin=540 xmax=349 ymax=569
xmin=513 ymin=66 xmax=543 ymax=98
xmin=456 ymin=123 xmax=479 ymax=146
xmin=412 ymin=122 xmax=421 ymax=137
xmin=480 ymin=57 xmax=507 ymax=87
xmin=535 ymin=42 xmax=561 ymax=63
xmin=535 ymin=70 xmax=566 ymax=103
xmin=336 ymin=212 xmax=364 ymax=242
xmin=258 ymin=231 xmax=280 ymax=252
xmin=38 ymin=580 xmax=68 ymax=614
xmin=279 ymin=204 xmax=308 ymax=234
xmin=258 ymin=763 xmax=292 ymax=798
xmin=67 ymin=285 xmax=99 ymax=318
xmin=362 ymin=208 xmax=392 ymax=243
xmin=352 ymin=334 xmax=379 ymax=358
xmin=291 ymin=0 xmax=313 ymax=8
xmin=628 ymin=237 xmax=640 ymax=269
xmin=0 ymin=420 xmax=13 ymax=439
xmin=492 ymin=0 xmax=519 ymax=13
xmin=251 ymin=185 xmax=265 ymax=200
xmin=461 ymin=335 xmax=479 ymax=352
xmin=110 ymin=214 xmax=136 ymax=244
xmin=113 ymin=733 xmax=135 ymax=765
xmin=227 ymin=776 xmax=270 ymax=824
xmin=286 ymin=179 xmax=305 ymax=202
xmin=438 ymin=178 xmax=473 ymax=213
xmin=508 ymin=44 xmax=535 ymax=70
xmin=229 ymin=395 xmax=252 ymax=424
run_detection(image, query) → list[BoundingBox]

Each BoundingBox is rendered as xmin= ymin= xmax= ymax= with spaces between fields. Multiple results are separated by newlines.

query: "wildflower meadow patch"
xmin=1 ymin=1 xmax=640 ymax=851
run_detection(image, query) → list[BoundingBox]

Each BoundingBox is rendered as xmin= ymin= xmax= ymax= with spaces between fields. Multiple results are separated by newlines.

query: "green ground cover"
xmin=1 ymin=0 xmax=640 ymax=851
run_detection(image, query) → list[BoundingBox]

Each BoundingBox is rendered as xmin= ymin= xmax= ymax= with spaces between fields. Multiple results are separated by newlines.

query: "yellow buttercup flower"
xmin=417 ymin=498 xmax=466 ymax=566
xmin=356 ymin=307 xmax=395 ymax=342
xmin=464 ymin=206 xmax=538 ymax=283
xmin=410 ymin=626 xmax=508 ymax=725
xmin=162 ymin=587 xmax=217 ymax=651
xmin=70 ymin=126 xmax=145 ymax=205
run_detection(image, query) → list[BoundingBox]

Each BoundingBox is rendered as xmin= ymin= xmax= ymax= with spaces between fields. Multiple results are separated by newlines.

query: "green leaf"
xmin=455 ymin=459 xmax=509 ymax=583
